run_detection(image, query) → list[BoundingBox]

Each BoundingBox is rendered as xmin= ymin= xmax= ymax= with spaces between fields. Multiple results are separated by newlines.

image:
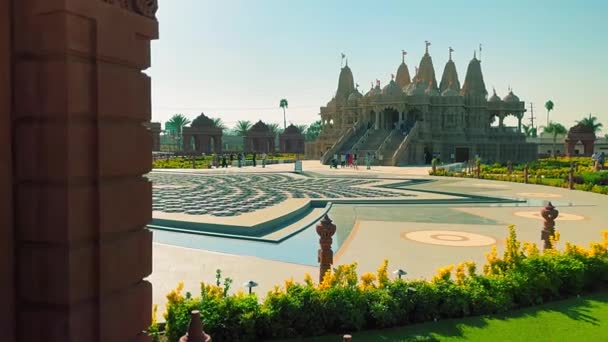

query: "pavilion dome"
xmin=250 ymin=120 xmax=270 ymax=132
xmin=284 ymin=124 xmax=302 ymax=134
xmin=191 ymin=112 xmax=217 ymax=128
xmin=347 ymin=89 xmax=363 ymax=105
xmin=382 ymin=79 xmax=403 ymax=97
xmin=406 ymin=82 xmax=426 ymax=96
xmin=503 ymin=90 xmax=520 ymax=102
xmin=489 ymin=89 xmax=501 ymax=102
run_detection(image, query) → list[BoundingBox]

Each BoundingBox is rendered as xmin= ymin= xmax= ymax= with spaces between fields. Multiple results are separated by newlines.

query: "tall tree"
xmin=233 ymin=120 xmax=252 ymax=136
xmin=544 ymin=100 xmax=554 ymax=126
xmin=522 ymin=124 xmax=537 ymax=138
xmin=305 ymin=120 xmax=322 ymax=141
xmin=279 ymin=98 xmax=288 ymax=129
xmin=576 ymin=114 xmax=603 ymax=133
xmin=295 ymin=124 xmax=308 ymax=134
xmin=212 ymin=117 xmax=227 ymax=131
xmin=165 ymin=114 xmax=191 ymax=147
xmin=267 ymin=123 xmax=282 ymax=137
xmin=543 ymin=121 xmax=567 ymax=157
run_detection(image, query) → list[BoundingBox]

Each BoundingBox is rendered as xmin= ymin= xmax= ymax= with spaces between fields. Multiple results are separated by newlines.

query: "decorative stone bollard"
xmin=343 ymin=334 xmax=353 ymax=341
xmin=523 ymin=165 xmax=529 ymax=184
xmin=317 ymin=214 xmax=337 ymax=283
xmin=180 ymin=310 xmax=211 ymax=342
xmin=540 ymin=202 xmax=559 ymax=250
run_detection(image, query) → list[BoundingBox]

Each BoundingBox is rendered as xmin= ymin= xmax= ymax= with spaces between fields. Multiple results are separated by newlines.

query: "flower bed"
xmin=149 ymin=227 xmax=608 ymax=341
xmin=152 ymin=154 xmax=300 ymax=169
xmin=431 ymin=157 xmax=608 ymax=195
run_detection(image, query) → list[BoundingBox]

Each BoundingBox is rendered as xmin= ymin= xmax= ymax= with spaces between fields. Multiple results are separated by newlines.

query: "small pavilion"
xmin=279 ymin=124 xmax=305 ymax=153
xmin=182 ymin=113 xmax=223 ymax=154
xmin=244 ymin=121 xmax=275 ymax=153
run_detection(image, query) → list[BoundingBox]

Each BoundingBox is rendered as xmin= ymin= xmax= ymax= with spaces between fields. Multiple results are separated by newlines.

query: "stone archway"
xmin=565 ymin=123 xmax=596 ymax=157
xmin=2 ymin=1 xmax=158 ymax=341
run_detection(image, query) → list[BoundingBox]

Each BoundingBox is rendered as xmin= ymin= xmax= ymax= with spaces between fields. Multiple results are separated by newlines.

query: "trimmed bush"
xmin=149 ymin=227 xmax=608 ymax=341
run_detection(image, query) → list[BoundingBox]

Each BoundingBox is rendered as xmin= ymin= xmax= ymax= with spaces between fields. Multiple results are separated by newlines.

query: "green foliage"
xmin=576 ymin=114 xmax=603 ymax=133
xmin=305 ymin=120 xmax=322 ymax=142
xmin=152 ymin=229 xmax=608 ymax=341
xmin=234 ymin=120 xmax=252 ymax=136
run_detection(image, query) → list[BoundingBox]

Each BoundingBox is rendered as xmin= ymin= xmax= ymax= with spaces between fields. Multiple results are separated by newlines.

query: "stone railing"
xmin=351 ymin=127 xmax=370 ymax=152
xmin=389 ymin=122 xmax=419 ymax=166
xmin=321 ymin=123 xmax=360 ymax=164
xmin=375 ymin=129 xmax=397 ymax=161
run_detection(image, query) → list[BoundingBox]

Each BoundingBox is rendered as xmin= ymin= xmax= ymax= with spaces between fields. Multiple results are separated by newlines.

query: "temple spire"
xmin=449 ymin=47 xmax=454 ymax=60
xmin=479 ymin=43 xmax=483 ymax=61
xmin=402 ymin=50 xmax=407 ymax=63
xmin=425 ymin=40 xmax=431 ymax=54
xmin=474 ymin=50 xmax=477 ymax=59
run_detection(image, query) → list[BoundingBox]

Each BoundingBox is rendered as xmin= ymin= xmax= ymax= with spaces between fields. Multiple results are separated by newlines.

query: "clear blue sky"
xmin=149 ymin=0 xmax=607 ymax=133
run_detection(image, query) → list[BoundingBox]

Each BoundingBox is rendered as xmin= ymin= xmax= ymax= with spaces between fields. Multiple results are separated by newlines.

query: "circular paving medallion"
xmin=513 ymin=211 xmax=585 ymax=221
xmin=402 ymin=230 xmax=496 ymax=247
xmin=516 ymin=192 xmax=562 ymax=198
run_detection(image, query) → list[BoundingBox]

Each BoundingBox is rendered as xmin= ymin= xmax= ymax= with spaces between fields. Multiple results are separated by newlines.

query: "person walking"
xmin=252 ymin=152 xmax=257 ymax=167
xmin=365 ymin=152 xmax=371 ymax=170
xmin=229 ymin=153 xmax=234 ymax=167
xmin=353 ymin=153 xmax=358 ymax=169
xmin=237 ymin=153 xmax=242 ymax=168
xmin=262 ymin=152 xmax=267 ymax=168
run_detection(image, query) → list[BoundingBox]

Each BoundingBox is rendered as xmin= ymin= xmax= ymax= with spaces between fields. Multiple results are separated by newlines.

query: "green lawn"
xmin=282 ymin=292 xmax=608 ymax=342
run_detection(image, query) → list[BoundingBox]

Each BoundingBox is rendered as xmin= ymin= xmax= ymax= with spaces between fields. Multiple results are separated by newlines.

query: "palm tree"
xmin=279 ymin=99 xmax=288 ymax=129
xmin=522 ymin=124 xmax=537 ymax=138
xmin=165 ymin=114 xmax=191 ymax=148
xmin=576 ymin=114 xmax=603 ymax=134
xmin=295 ymin=124 xmax=308 ymax=134
xmin=544 ymin=100 xmax=554 ymax=126
xmin=267 ymin=123 xmax=282 ymax=137
xmin=543 ymin=121 xmax=567 ymax=157
xmin=212 ymin=117 xmax=227 ymax=131
xmin=233 ymin=120 xmax=252 ymax=136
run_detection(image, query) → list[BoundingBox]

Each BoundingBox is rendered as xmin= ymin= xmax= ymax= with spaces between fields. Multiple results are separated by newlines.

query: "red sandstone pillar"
xmin=179 ymin=310 xmax=211 ymax=342
xmin=317 ymin=214 xmax=337 ymax=283
xmin=0 ymin=0 xmax=15 ymax=339
xmin=10 ymin=1 xmax=158 ymax=340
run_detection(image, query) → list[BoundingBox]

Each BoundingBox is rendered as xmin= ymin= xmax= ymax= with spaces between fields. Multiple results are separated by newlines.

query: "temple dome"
xmin=439 ymin=59 xmax=460 ymax=93
xmin=406 ymin=82 xmax=426 ymax=96
xmin=460 ymin=55 xmax=487 ymax=97
xmin=503 ymin=90 xmax=520 ymax=102
xmin=336 ymin=64 xmax=355 ymax=99
xmin=416 ymin=51 xmax=438 ymax=90
xmin=347 ymin=89 xmax=363 ymax=105
xmin=395 ymin=62 xmax=411 ymax=87
xmin=366 ymin=84 xmax=382 ymax=97
xmin=382 ymin=80 xmax=403 ymax=97
xmin=425 ymin=82 xmax=439 ymax=96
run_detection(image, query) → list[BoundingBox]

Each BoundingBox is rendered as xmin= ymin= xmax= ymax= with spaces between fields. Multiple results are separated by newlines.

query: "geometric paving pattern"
xmin=147 ymin=173 xmax=409 ymax=217
xmin=401 ymin=230 xmax=497 ymax=247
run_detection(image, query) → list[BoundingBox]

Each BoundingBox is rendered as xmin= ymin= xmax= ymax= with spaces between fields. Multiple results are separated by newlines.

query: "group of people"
xmin=330 ymin=151 xmax=375 ymax=170
xmin=592 ymin=151 xmax=606 ymax=171
xmin=211 ymin=152 xmax=268 ymax=168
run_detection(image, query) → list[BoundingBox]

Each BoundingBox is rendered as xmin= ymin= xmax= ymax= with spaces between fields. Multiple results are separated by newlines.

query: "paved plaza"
xmin=147 ymin=161 xmax=608 ymax=320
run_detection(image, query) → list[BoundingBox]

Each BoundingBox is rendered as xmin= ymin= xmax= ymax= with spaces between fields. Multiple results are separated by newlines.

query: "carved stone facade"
xmin=100 ymin=0 xmax=159 ymax=18
xmin=565 ymin=123 xmax=596 ymax=157
xmin=244 ymin=120 xmax=275 ymax=153
xmin=306 ymin=46 xmax=537 ymax=165
xmin=2 ymin=1 xmax=157 ymax=340
xmin=182 ymin=113 xmax=223 ymax=154
xmin=279 ymin=124 xmax=305 ymax=153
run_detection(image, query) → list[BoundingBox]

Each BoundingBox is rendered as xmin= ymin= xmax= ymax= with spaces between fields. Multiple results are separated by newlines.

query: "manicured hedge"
xmin=149 ymin=227 xmax=608 ymax=341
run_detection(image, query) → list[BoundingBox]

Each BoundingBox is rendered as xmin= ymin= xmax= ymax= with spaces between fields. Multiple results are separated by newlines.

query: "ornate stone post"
xmin=180 ymin=310 xmax=211 ymax=342
xmin=541 ymin=202 xmax=559 ymax=250
xmin=316 ymin=214 xmax=337 ymax=283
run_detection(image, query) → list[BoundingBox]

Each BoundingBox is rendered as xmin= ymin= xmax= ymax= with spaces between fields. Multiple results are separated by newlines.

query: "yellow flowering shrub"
xmin=359 ymin=272 xmax=377 ymax=290
xmin=432 ymin=265 xmax=454 ymax=283
xmin=303 ymin=272 xmax=315 ymax=287
xmin=376 ymin=259 xmax=390 ymax=288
